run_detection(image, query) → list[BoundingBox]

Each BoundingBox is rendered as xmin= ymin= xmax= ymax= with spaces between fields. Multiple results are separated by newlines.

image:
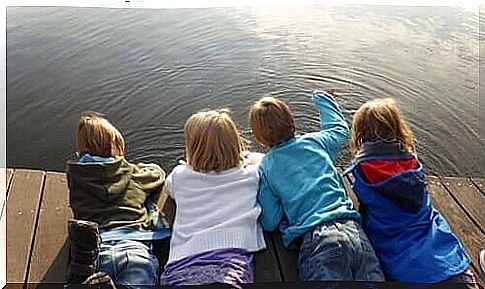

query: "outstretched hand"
xmin=327 ymin=88 xmax=337 ymax=96
xmin=312 ymin=88 xmax=338 ymax=99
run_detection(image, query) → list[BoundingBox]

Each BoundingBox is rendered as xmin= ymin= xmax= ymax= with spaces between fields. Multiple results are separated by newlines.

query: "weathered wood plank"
xmin=28 ymin=172 xmax=72 ymax=283
xmin=6 ymin=169 xmax=45 ymax=283
xmin=1 ymin=169 xmax=14 ymax=221
xmin=254 ymin=233 xmax=282 ymax=282
xmin=470 ymin=177 xmax=484 ymax=196
xmin=270 ymin=232 xmax=299 ymax=281
xmin=439 ymin=177 xmax=484 ymax=232
xmin=0 ymin=191 xmax=6 ymax=289
xmin=6 ymin=168 xmax=13 ymax=194
xmin=427 ymin=176 xmax=483 ymax=272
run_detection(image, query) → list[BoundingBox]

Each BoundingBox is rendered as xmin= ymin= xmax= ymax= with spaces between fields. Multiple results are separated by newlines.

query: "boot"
xmin=67 ymin=219 xmax=101 ymax=283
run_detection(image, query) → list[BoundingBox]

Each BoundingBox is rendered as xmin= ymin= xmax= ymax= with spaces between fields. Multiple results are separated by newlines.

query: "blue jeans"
xmin=98 ymin=240 xmax=159 ymax=289
xmin=298 ymin=219 xmax=385 ymax=281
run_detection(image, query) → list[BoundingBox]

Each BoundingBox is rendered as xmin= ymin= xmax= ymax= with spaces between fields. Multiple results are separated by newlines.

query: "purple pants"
xmin=160 ymin=248 xmax=254 ymax=288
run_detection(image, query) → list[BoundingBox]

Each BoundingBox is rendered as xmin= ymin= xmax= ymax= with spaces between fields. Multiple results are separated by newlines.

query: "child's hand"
xmin=327 ymin=88 xmax=337 ymax=97
xmin=312 ymin=89 xmax=337 ymax=99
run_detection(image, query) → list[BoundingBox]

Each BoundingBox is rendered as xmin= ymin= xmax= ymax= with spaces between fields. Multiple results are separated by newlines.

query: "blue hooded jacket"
xmin=343 ymin=141 xmax=470 ymax=282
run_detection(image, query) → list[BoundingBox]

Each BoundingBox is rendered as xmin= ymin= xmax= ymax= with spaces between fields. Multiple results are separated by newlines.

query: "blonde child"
xmin=249 ymin=91 xmax=384 ymax=281
xmin=67 ymin=112 xmax=170 ymax=288
xmin=159 ymin=109 xmax=266 ymax=287
xmin=343 ymin=98 xmax=476 ymax=286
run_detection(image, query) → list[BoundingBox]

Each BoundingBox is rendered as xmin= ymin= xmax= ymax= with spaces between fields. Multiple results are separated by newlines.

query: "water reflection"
xmin=6 ymin=5 xmax=482 ymax=176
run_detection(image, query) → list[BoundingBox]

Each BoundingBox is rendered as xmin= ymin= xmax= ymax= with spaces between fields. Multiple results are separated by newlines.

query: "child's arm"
xmin=157 ymin=171 xmax=176 ymax=224
xmin=158 ymin=184 xmax=176 ymax=224
xmin=257 ymin=169 xmax=284 ymax=231
xmin=133 ymin=162 xmax=166 ymax=197
xmin=311 ymin=90 xmax=350 ymax=163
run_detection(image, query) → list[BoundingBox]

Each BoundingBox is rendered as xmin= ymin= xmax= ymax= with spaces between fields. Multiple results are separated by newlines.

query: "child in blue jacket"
xmin=249 ymin=90 xmax=384 ymax=281
xmin=343 ymin=98 xmax=477 ymax=287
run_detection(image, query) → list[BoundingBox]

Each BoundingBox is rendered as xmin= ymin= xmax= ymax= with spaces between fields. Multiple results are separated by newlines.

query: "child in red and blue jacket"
xmin=343 ymin=98 xmax=477 ymax=287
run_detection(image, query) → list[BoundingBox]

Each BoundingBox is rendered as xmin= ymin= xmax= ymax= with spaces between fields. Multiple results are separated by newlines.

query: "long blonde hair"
xmin=76 ymin=112 xmax=125 ymax=157
xmin=184 ymin=109 xmax=246 ymax=172
xmin=350 ymin=98 xmax=415 ymax=155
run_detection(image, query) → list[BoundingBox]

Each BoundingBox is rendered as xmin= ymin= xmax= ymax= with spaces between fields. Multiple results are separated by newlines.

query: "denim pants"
xmin=98 ymin=240 xmax=159 ymax=289
xmin=298 ymin=219 xmax=385 ymax=281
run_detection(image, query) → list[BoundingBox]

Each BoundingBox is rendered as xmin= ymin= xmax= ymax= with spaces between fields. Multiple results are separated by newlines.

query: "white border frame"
xmin=1 ymin=1 xmax=481 ymax=288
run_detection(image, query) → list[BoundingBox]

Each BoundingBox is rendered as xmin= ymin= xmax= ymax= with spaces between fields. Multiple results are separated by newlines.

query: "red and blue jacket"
xmin=343 ymin=141 xmax=470 ymax=282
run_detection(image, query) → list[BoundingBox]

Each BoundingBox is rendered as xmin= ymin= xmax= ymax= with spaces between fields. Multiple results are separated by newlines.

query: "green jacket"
xmin=67 ymin=157 xmax=166 ymax=231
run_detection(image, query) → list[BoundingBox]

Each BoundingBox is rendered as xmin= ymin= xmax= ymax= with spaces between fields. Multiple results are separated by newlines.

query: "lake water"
xmin=6 ymin=5 xmax=484 ymax=176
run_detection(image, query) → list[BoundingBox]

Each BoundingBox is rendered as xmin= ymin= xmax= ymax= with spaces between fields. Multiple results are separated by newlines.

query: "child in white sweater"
xmin=160 ymin=109 xmax=266 ymax=288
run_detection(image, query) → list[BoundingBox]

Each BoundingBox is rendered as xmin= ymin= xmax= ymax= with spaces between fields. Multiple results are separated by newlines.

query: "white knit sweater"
xmin=165 ymin=152 xmax=267 ymax=263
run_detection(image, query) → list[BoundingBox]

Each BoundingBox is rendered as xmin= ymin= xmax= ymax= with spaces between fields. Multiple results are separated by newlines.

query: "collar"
xmin=356 ymin=140 xmax=408 ymax=159
xmin=343 ymin=141 xmax=415 ymax=176
xmin=272 ymin=133 xmax=296 ymax=149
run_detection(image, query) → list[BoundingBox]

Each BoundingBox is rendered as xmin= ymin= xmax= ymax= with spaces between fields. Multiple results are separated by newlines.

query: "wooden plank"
xmin=427 ymin=176 xmax=484 ymax=272
xmin=440 ymin=177 xmax=484 ymax=232
xmin=470 ymin=177 xmax=485 ymax=196
xmin=342 ymin=173 xmax=360 ymax=210
xmin=270 ymin=232 xmax=299 ymax=281
xmin=0 ymin=193 xmax=6 ymax=289
xmin=1 ymin=169 xmax=14 ymax=221
xmin=6 ymin=168 xmax=13 ymax=194
xmin=28 ymin=172 xmax=72 ymax=283
xmin=254 ymin=232 xmax=282 ymax=282
xmin=6 ymin=169 xmax=45 ymax=283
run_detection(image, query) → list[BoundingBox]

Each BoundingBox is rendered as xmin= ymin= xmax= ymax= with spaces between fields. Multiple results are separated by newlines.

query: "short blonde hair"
xmin=249 ymin=97 xmax=295 ymax=147
xmin=350 ymin=98 xmax=415 ymax=155
xmin=184 ymin=109 xmax=245 ymax=172
xmin=77 ymin=112 xmax=125 ymax=157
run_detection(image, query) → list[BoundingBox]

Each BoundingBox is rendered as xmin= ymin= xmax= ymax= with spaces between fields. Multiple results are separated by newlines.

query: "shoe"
xmin=67 ymin=219 xmax=101 ymax=283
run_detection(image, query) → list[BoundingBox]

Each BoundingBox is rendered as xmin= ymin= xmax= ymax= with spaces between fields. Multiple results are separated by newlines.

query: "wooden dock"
xmin=3 ymin=168 xmax=484 ymax=285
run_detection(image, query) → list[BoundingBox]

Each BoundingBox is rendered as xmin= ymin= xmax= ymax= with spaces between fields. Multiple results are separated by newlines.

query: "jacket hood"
xmin=357 ymin=164 xmax=426 ymax=213
xmin=67 ymin=156 xmax=134 ymax=197
xmin=67 ymin=156 xmax=166 ymax=231
xmin=345 ymin=141 xmax=426 ymax=213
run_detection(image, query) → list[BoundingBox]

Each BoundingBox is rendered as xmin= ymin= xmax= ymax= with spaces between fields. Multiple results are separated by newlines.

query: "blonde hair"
xmin=184 ymin=109 xmax=245 ymax=172
xmin=350 ymin=98 xmax=415 ymax=155
xmin=77 ymin=112 xmax=125 ymax=157
xmin=249 ymin=97 xmax=295 ymax=147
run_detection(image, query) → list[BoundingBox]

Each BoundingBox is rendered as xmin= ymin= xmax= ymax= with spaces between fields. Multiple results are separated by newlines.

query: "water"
xmin=6 ymin=5 xmax=484 ymax=176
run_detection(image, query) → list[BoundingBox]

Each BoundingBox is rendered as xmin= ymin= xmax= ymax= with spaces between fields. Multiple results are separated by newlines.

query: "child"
xmin=249 ymin=91 xmax=385 ymax=282
xmin=343 ymin=98 xmax=477 ymax=286
xmin=67 ymin=112 xmax=170 ymax=288
xmin=159 ymin=109 xmax=266 ymax=288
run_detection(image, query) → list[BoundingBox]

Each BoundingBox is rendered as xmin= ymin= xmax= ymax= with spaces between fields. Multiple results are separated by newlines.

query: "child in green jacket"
xmin=67 ymin=112 xmax=170 ymax=288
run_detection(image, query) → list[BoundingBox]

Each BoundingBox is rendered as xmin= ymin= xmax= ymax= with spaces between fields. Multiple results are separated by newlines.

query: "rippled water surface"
xmin=7 ymin=5 xmax=483 ymax=176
